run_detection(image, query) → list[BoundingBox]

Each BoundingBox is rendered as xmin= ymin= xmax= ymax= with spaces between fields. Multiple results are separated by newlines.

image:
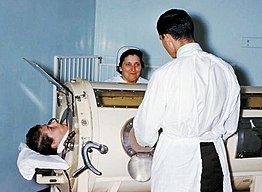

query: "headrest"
xmin=116 ymin=46 xmax=140 ymax=67
xmin=17 ymin=143 xmax=69 ymax=180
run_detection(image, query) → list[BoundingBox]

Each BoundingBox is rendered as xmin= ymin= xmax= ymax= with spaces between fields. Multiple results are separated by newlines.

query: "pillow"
xmin=17 ymin=143 xmax=69 ymax=180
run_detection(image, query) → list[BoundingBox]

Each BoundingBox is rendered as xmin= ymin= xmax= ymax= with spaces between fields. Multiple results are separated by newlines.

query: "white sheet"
xmin=17 ymin=143 xmax=69 ymax=180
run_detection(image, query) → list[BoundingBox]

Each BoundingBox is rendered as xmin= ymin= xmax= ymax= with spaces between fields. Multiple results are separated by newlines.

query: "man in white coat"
xmin=133 ymin=9 xmax=240 ymax=192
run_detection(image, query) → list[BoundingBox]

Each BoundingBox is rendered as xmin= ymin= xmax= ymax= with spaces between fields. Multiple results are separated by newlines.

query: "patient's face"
xmin=119 ymin=55 xmax=142 ymax=84
xmin=41 ymin=121 xmax=68 ymax=149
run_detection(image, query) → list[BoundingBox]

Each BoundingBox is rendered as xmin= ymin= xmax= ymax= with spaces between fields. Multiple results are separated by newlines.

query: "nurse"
xmin=105 ymin=46 xmax=148 ymax=84
xmin=133 ymin=9 xmax=240 ymax=192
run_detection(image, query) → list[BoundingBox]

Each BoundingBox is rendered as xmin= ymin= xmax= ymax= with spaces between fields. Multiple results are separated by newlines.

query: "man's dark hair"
xmin=157 ymin=9 xmax=195 ymax=40
xmin=26 ymin=125 xmax=57 ymax=155
xmin=117 ymin=49 xmax=145 ymax=73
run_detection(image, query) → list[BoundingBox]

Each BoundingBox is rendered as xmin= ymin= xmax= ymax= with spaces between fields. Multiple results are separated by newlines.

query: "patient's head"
xmin=26 ymin=119 xmax=68 ymax=155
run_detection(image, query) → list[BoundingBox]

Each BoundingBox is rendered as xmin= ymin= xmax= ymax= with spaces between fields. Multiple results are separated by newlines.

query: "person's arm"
xmin=133 ymin=71 xmax=166 ymax=147
xmin=223 ymin=74 xmax=241 ymax=140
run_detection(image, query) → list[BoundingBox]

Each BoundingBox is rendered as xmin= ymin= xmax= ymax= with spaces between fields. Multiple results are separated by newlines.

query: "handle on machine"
xmin=72 ymin=141 xmax=108 ymax=178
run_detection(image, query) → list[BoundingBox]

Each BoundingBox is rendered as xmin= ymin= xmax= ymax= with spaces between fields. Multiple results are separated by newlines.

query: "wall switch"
xmin=242 ymin=37 xmax=262 ymax=48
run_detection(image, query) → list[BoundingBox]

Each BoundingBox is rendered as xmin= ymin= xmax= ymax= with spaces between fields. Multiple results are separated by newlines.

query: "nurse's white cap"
xmin=116 ymin=46 xmax=140 ymax=66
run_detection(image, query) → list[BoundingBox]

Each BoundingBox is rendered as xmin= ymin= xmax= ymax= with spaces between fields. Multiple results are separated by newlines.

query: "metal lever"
xmin=72 ymin=141 xmax=108 ymax=178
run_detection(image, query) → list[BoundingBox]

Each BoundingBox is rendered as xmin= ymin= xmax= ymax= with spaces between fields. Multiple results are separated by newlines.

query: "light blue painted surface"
xmin=0 ymin=0 xmax=262 ymax=191
xmin=94 ymin=0 xmax=262 ymax=86
xmin=0 ymin=0 xmax=96 ymax=191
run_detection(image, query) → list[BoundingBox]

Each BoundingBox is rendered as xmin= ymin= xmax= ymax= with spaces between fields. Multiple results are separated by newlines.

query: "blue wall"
xmin=1 ymin=0 xmax=262 ymax=191
xmin=94 ymin=0 xmax=262 ymax=86
xmin=0 ymin=0 xmax=96 ymax=191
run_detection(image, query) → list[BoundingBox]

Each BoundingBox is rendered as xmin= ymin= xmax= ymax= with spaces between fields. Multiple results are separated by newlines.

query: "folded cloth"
xmin=17 ymin=143 xmax=69 ymax=180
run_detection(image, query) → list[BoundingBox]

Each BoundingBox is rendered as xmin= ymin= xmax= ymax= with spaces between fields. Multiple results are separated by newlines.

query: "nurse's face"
xmin=119 ymin=55 xmax=142 ymax=84
xmin=40 ymin=121 xmax=68 ymax=149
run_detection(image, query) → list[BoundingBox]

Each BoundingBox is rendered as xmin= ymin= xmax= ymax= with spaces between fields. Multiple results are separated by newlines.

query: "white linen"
xmin=133 ymin=43 xmax=240 ymax=192
xmin=105 ymin=75 xmax=148 ymax=84
xmin=17 ymin=143 xmax=69 ymax=180
xmin=57 ymin=130 xmax=69 ymax=153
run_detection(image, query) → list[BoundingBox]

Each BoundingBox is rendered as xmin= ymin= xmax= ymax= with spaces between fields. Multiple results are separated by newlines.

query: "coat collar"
xmin=177 ymin=43 xmax=202 ymax=58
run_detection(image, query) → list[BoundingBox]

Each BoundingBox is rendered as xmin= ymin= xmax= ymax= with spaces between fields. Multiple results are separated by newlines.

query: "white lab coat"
xmin=105 ymin=75 xmax=148 ymax=84
xmin=133 ymin=43 xmax=240 ymax=192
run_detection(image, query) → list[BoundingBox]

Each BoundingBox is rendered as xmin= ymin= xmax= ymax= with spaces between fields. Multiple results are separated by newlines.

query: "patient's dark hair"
xmin=117 ymin=49 xmax=145 ymax=73
xmin=157 ymin=9 xmax=195 ymax=40
xmin=26 ymin=125 xmax=57 ymax=155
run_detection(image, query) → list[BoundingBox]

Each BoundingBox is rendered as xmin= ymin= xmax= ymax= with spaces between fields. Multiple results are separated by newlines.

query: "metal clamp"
xmin=72 ymin=141 xmax=108 ymax=177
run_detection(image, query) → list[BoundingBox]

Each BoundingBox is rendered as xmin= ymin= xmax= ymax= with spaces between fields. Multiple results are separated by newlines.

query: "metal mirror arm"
xmin=72 ymin=141 xmax=108 ymax=178
xmin=57 ymin=87 xmax=75 ymax=117
xmin=23 ymin=58 xmax=75 ymax=116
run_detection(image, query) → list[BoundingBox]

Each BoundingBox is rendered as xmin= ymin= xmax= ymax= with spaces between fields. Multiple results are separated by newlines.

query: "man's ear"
xmin=51 ymin=141 xmax=59 ymax=149
xmin=119 ymin=67 xmax=122 ymax=72
xmin=164 ymin=34 xmax=175 ymax=48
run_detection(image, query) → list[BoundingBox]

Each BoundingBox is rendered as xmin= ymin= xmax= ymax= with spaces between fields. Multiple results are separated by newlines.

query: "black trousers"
xmin=200 ymin=142 xmax=223 ymax=192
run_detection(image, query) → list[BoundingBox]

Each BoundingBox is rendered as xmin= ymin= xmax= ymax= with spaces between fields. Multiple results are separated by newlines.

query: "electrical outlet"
xmin=242 ymin=37 xmax=262 ymax=48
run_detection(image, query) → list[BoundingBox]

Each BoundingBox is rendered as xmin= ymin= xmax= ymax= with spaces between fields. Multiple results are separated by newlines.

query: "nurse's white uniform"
xmin=133 ymin=43 xmax=240 ymax=192
xmin=105 ymin=75 xmax=148 ymax=84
